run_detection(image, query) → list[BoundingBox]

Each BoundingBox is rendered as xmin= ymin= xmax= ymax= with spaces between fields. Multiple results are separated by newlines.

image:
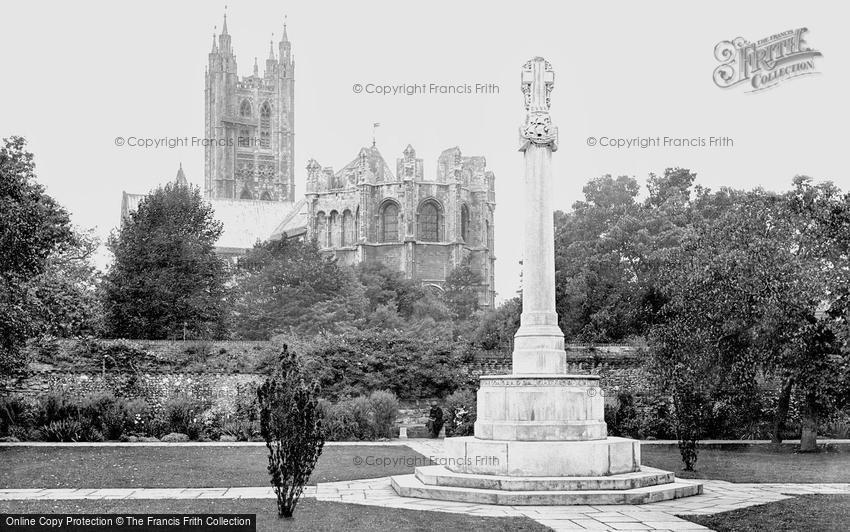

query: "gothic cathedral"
xmin=123 ymin=11 xmax=496 ymax=307
xmin=303 ymin=144 xmax=497 ymax=308
xmin=204 ymin=15 xmax=295 ymax=202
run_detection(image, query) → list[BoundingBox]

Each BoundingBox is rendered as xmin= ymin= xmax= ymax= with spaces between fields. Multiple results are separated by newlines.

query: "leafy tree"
xmin=553 ymin=168 xmax=733 ymax=343
xmin=650 ymin=180 xmax=850 ymax=456
xmin=443 ymin=258 xmax=483 ymax=322
xmin=472 ymin=296 xmax=521 ymax=352
xmin=294 ymin=329 xmax=476 ymax=401
xmin=231 ymin=238 xmax=366 ymax=338
xmin=102 ymin=182 xmax=228 ymax=339
xmin=257 ymin=346 xmax=325 ymax=519
xmin=0 ymin=137 xmax=73 ymax=374
xmin=778 ymin=177 xmax=850 ymax=450
xmin=30 ymin=228 xmax=103 ymax=337
xmin=355 ymin=261 xmax=424 ymax=318
xmin=554 ymin=174 xmax=646 ymax=342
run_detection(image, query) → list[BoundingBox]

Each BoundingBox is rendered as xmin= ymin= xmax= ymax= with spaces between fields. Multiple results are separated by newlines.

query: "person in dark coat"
xmin=426 ymin=401 xmax=444 ymax=438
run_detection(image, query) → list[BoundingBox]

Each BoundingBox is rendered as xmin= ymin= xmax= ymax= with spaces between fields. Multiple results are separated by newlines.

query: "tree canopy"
xmin=649 ymin=179 xmax=850 ymax=452
xmin=102 ymin=182 xmax=228 ymax=339
xmin=0 ymin=137 xmax=74 ymax=373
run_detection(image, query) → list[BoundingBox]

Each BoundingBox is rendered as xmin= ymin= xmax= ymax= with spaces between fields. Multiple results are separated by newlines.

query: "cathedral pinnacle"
xmin=268 ymin=35 xmax=276 ymax=60
xmin=175 ymin=163 xmax=187 ymax=186
xmin=221 ymin=7 xmax=229 ymax=35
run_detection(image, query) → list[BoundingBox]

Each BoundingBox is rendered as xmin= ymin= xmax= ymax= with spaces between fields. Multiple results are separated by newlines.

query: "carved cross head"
xmin=520 ymin=57 xmax=558 ymax=151
xmin=521 ymin=57 xmax=554 ymax=112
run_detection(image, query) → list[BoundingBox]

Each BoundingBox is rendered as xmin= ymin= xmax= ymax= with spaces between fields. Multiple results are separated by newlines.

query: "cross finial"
xmin=519 ymin=57 xmax=558 ymax=151
xmin=521 ymin=57 xmax=554 ymax=112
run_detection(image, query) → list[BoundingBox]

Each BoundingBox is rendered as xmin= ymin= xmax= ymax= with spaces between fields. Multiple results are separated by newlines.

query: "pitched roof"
xmin=269 ymin=197 xmax=308 ymax=240
xmin=335 ymin=144 xmax=395 ymax=183
xmin=208 ymin=198 xmax=297 ymax=250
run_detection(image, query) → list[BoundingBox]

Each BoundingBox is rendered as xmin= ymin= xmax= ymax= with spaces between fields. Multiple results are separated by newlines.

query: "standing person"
xmin=427 ymin=401 xmax=444 ymax=438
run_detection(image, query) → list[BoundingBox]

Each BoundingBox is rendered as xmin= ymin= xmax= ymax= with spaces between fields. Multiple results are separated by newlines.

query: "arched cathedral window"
xmin=461 ymin=204 xmax=470 ymax=243
xmin=380 ymin=203 xmax=399 ymax=243
xmin=329 ymin=211 xmax=340 ymax=248
xmin=418 ymin=201 xmax=441 ymax=242
xmin=238 ymin=128 xmax=250 ymax=147
xmin=341 ymin=210 xmax=354 ymax=246
xmin=260 ymin=102 xmax=271 ymax=148
xmin=355 ymin=206 xmax=361 ymax=242
xmin=240 ymin=100 xmax=252 ymax=118
xmin=315 ymin=212 xmax=328 ymax=248
xmin=240 ymin=187 xmax=253 ymax=200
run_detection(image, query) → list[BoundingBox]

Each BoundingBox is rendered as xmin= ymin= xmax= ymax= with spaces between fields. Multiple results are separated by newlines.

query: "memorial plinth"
xmin=391 ymin=57 xmax=702 ymax=505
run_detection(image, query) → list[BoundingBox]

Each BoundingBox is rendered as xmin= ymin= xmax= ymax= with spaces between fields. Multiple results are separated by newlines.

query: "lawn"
xmin=4 ymin=443 xmax=850 ymax=489
xmin=0 ymin=445 xmax=428 ymax=489
xmin=641 ymin=445 xmax=850 ymax=483
xmin=0 ymin=499 xmax=549 ymax=532
xmin=683 ymin=494 xmax=850 ymax=532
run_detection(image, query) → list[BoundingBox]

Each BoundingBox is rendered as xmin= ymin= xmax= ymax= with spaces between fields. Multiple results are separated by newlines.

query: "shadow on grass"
xmin=0 ymin=498 xmax=550 ymax=532
xmin=641 ymin=445 xmax=850 ymax=483
xmin=683 ymin=494 xmax=850 ymax=532
xmin=0 ymin=445 xmax=429 ymax=489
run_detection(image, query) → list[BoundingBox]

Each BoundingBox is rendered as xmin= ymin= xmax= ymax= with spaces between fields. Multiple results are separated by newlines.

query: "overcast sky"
xmin=2 ymin=1 xmax=847 ymax=303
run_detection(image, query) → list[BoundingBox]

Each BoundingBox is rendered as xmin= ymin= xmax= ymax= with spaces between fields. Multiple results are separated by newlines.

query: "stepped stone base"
xmin=444 ymin=436 xmax=640 ymax=477
xmin=391 ymin=468 xmax=703 ymax=505
xmin=415 ymin=465 xmax=675 ymax=491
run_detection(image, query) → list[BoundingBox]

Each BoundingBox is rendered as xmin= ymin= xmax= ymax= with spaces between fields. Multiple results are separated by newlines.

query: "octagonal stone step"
xmin=391 ymin=473 xmax=703 ymax=506
xmin=415 ymin=465 xmax=675 ymax=491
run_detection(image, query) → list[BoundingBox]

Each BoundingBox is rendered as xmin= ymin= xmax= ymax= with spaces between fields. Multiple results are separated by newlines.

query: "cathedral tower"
xmin=204 ymin=13 xmax=295 ymax=201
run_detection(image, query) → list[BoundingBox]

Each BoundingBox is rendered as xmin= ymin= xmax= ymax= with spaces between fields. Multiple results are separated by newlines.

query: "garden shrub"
xmin=235 ymin=385 xmax=260 ymax=422
xmin=221 ymin=419 xmax=258 ymax=442
xmin=605 ymin=393 xmax=640 ymax=438
xmin=296 ymin=329 xmax=476 ymax=402
xmin=318 ymin=399 xmax=358 ymax=441
xmin=39 ymin=420 xmax=82 ymax=442
xmin=34 ymin=390 xmax=80 ymax=427
xmin=159 ymin=394 xmax=206 ymax=440
xmin=349 ymin=395 xmax=376 ymax=440
xmin=369 ymin=390 xmax=399 ymax=439
xmin=28 ymin=335 xmax=62 ymax=362
xmin=604 ymin=392 xmax=677 ymax=440
xmin=443 ymin=389 xmax=477 ymax=437
xmin=257 ymin=346 xmax=325 ymax=519
xmin=0 ymin=396 xmax=32 ymax=436
xmin=79 ymin=393 xmax=128 ymax=440
xmin=161 ymin=432 xmax=189 ymax=442
xmin=123 ymin=398 xmax=153 ymax=436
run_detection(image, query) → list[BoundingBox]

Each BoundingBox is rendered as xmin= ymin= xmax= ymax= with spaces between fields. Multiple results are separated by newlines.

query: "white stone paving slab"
xmin=0 ymin=479 xmax=848 ymax=530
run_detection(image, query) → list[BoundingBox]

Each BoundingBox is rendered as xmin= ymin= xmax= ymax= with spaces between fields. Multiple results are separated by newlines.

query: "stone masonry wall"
xmin=3 ymin=343 xmax=648 ymax=420
xmin=0 ymin=371 xmax=264 ymax=413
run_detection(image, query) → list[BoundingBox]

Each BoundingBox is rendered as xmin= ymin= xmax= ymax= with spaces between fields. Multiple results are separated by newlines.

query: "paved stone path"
xmin=2 ymin=480 xmax=849 ymax=531
xmin=2 ymin=440 xmax=849 ymax=531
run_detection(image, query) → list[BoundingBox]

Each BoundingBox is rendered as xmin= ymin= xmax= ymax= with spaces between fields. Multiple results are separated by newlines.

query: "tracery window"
xmin=419 ymin=201 xmax=441 ymax=242
xmin=461 ymin=204 xmax=470 ymax=243
xmin=260 ymin=102 xmax=271 ymax=148
xmin=240 ymin=100 xmax=252 ymax=118
xmin=381 ymin=203 xmax=399 ymax=243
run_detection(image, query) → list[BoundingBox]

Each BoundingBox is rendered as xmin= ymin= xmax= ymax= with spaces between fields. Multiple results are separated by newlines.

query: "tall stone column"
xmin=391 ymin=56 xmax=701 ymax=506
xmin=514 ymin=57 xmax=565 ymax=375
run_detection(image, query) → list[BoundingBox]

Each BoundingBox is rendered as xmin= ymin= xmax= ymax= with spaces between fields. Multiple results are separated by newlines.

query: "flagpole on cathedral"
xmin=372 ymin=122 xmax=380 ymax=147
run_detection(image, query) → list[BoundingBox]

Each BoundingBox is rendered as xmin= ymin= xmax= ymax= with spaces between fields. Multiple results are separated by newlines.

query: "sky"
xmin=1 ymin=1 xmax=847 ymax=303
